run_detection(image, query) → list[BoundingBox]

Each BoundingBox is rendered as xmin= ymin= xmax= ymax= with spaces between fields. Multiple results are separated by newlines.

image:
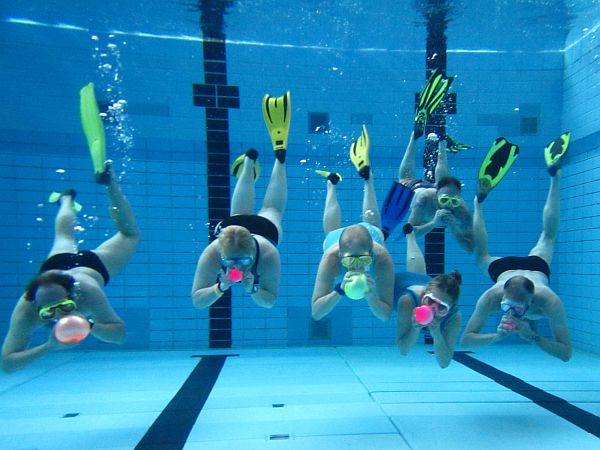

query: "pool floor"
xmin=1 ymin=344 xmax=599 ymax=449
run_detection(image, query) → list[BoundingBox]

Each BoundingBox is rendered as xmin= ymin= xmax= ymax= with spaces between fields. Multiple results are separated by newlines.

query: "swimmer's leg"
xmin=434 ymin=139 xmax=449 ymax=181
xmin=362 ymin=173 xmax=381 ymax=228
xmin=92 ymin=167 xmax=140 ymax=280
xmin=404 ymin=225 xmax=426 ymax=274
xmin=323 ymin=178 xmax=341 ymax=234
xmin=48 ymin=191 xmax=78 ymax=257
xmin=398 ymin=132 xmax=417 ymax=180
xmin=473 ymin=195 xmax=498 ymax=272
xmin=258 ymin=157 xmax=287 ymax=242
xmin=231 ymin=150 xmax=258 ymax=215
xmin=529 ymin=169 xmax=560 ymax=264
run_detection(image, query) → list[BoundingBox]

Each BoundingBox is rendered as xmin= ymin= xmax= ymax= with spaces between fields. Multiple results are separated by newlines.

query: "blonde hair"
xmin=218 ymin=225 xmax=255 ymax=254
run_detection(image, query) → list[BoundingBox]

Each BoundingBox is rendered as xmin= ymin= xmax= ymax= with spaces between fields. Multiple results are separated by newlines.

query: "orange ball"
xmin=55 ymin=315 xmax=91 ymax=343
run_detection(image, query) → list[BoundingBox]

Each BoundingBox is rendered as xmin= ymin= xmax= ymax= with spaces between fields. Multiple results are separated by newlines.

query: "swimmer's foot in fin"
xmin=477 ymin=137 xmax=519 ymax=202
xmin=316 ymin=169 xmax=342 ymax=185
xmin=231 ymin=149 xmax=260 ymax=180
xmin=95 ymin=160 xmax=113 ymax=185
xmin=262 ymin=91 xmax=291 ymax=163
xmin=48 ymin=189 xmax=83 ymax=212
xmin=545 ymin=131 xmax=571 ymax=176
xmin=350 ymin=124 xmax=371 ymax=180
xmin=414 ymin=69 xmax=454 ymax=139
xmin=80 ymin=83 xmax=107 ymax=180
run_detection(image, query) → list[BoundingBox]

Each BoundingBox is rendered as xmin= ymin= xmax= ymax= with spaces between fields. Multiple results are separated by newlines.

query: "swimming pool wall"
xmin=0 ymin=3 xmax=598 ymax=354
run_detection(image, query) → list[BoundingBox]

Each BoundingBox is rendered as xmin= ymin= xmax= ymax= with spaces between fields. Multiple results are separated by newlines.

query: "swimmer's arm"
xmin=408 ymin=195 xmax=438 ymax=237
xmin=527 ymin=295 xmax=572 ymax=362
xmin=311 ymin=254 xmax=342 ymax=320
xmin=396 ymin=295 xmax=420 ymax=354
xmin=85 ymin=284 xmax=126 ymax=344
xmin=249 ymin=249 xmax=279 ymax=308
xmin=191 ymin=246 xmax=224 ymax=309
xmin=461 ymin=289 xmax=503 ymax=347
xmin=430 ymin=311 xmax=462 ymax=368
xmin=366 ymin=252 xmax=394 ymax=321
xmin=1 ymin=296 xmax=50 ymax=373
xmin=447 ymin=206 xmax=474 ymax=253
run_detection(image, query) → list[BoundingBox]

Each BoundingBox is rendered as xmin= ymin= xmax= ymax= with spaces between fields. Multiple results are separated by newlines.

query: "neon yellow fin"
xmin=48 ymin=191 xmax=82 ymax=212
xmin=231 ymin=151 xmax=260 ymax=180
xmin=544 ymin=131 xmax=571 ymax=170
xmin=478 ymin=137 xmax=519 ymax=191
xmin=350 ymin=124 xmax=371 ymax=180
xmin=414 ymin=69 xmax=453 ymax=138
xmin=316 ymin=169 xmax=342 ymax=184
xmin=80 ymin=83 xmax=106 ymax=175
xmin=262 ymin=91 xmax=291 ymax=152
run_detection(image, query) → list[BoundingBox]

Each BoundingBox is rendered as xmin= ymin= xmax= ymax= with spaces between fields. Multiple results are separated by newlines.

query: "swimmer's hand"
xmin=496 ymin=315 xmax=517 ymax=339
xmin=434 ymin=209 xmax=453 ymax=226
xmin=48 ymin=327 xmax=82 ymax=351
xmin=241 ymin=271 xmax=256 ymax=294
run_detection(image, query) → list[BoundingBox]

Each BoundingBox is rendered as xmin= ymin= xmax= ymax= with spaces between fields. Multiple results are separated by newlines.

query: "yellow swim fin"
xmin=231 ymin=149 xmax=260 ymax=180
xmin=544 ymin=131 xmax=571 ymax=175
xmin=262 ymin=91 xmax=291 ymax=162
xmin=315 ymin=169 xmax=342 ymax=185
xmin=79 ymin=83 xmax=106 ymax=178
xmin=48 ymin=190 xmax=83 ymax=213
xmin=350 ymin=124 xmax=371 ymax=180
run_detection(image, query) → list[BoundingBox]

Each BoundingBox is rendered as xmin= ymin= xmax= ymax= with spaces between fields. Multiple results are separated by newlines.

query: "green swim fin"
xmin=545 ymin=131 xmax=571 ymax=175
xmin=262 ymin=91 xmax=291 ymax=163
xmin=414 ymin=69 xmax=454 ymax=139
xmin=48 ymin=190 xmax=83 ymax=213
xmin=445 ymin=135 xmax=473 ymax=153
xmin=316 ymin=169 xmax=342 ymax=185
xmin=350 ymin=124 xmax=371 ymax=180
xmin=231 ymin=148 xmax=260 ymax=180
xmin=477 ymin=137 xmax=519 ymax=199
xmin=80 ymin=83 xmax=107 ymax=181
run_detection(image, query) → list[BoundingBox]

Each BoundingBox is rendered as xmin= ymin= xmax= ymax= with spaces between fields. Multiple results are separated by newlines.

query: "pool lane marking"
xmin=452 ymin=351 xmax=600 ymax=438
xmin=135 ymin=354 xmax=237 ymax=450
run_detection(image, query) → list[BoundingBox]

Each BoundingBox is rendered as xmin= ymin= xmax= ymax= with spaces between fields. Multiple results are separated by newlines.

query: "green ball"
xmin=344 ymin=273 xmax=369 ymax=300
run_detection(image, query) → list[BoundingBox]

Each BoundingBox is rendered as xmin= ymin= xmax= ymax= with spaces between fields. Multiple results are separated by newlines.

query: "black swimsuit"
xmin=215 ymin=214 xmax=279 ymax=245
xmin=488 ymin=255 xmax=550 ymax=283
xmin=39 ymin=250 xmax=110 ymax=285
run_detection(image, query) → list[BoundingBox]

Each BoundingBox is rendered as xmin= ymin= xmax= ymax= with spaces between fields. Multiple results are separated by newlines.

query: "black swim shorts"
xmin=488 ymin=255 xmax=550 ymax=283
xmin=39 ymin=250 xmax=110 ymax=285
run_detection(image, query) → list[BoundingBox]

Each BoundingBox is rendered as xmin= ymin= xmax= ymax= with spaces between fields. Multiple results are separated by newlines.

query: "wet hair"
xmin=24 ymin=272 xmax=76 ymax=302
xmin=437 ymin=176 xmax=462 ymax=192
xmin=425 ymin=269 xmax=462 ymax=304
xmin=503 ymin=275 xmax=534 ymax=299
xmin=217 ymin=225 xmax=255 ymax=255
xmin=339 ymin=225 xmax=373 ymax=254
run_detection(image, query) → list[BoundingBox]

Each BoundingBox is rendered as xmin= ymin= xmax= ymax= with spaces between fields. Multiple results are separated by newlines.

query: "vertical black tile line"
xmin=134 ymin=355 xmax=229 ymax=450
xmin=453 ymin=351 xmax=600 ymax=438
xmin=192 ymin=1 xmax=239 ymax=348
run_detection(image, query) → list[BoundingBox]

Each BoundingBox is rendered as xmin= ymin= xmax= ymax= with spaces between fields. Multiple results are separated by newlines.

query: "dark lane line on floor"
xmin=453 ymin=351 xmax=600 ymax=438
xmin=135 ymin=354 xmax=237 ymax=450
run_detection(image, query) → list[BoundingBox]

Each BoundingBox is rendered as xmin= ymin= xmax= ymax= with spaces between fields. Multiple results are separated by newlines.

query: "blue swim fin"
xmin=381 ymin=181 xmax=415 ymax=240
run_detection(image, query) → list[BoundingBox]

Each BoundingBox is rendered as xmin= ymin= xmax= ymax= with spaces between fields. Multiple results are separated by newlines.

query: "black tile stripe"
xmin=453 ymin=351 xmax=600 ymax=438
xmin=134 ymin=355 xmax=229 ymax=450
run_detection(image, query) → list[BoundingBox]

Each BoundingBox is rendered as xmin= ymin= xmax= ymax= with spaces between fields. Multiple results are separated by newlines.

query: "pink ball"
xmin=414 ymin=305 xmax=434 ymax=325
xmin=228 ymin=268 xmax=243 ymax=283
xmin=54 ymin=315 xmax=91 ymax=343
